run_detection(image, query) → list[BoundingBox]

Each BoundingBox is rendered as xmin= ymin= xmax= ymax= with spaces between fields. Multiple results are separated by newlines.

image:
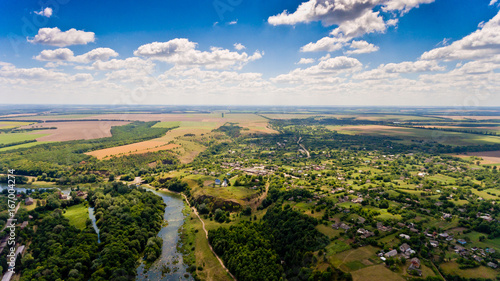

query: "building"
xmin=221 ymin=180 xmax=228 ymax=187
xmin=400 ymin=234 xmax=410 ymax=240
xmin=457 ymin=239 xmax=467 ymax=245
xmin=410 ymin=257 xmax=421 ymax=268
xmin=384 ymin=249 xmax=398 ymax=258
xmin=25 ymin=197 xmax=34 ymax=205
xmin=214 ymin=179 xmax=221 ymax=185
xmin=400 ymin=243 xmax=411 ymax=253
xmin=487 ymin=262 xmax=498 ymax=269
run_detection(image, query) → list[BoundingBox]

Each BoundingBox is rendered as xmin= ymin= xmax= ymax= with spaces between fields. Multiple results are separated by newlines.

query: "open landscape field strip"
xmin=86 ymin=141 xmax=180 ymax=160
xmin=440 ymin=262 xmax=498 ymax=279
xmin=327 ymin=125 xmax=500 ymax=146
xmin=0 ymin=121 xmax=35 ymax=129
xmin=0 ymin=141 xmax=52 ymax=152
xmin=18 ymin=121 xmax=131 ymax=142
xmin=0 ymin=132 xmax=49 ymax=145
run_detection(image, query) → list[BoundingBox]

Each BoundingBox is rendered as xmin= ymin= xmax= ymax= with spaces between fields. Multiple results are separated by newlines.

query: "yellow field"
xmin=0 ymin=121 xmax=35 ymax=129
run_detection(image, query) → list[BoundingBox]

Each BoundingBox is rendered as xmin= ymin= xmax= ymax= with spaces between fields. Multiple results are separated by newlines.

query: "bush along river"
xmin=136 ymin=186 xmax=193 ymax=281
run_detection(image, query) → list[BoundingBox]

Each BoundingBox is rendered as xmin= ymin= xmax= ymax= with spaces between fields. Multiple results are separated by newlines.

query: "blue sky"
xmin=0 ymin=0 xmax=499 ymax=106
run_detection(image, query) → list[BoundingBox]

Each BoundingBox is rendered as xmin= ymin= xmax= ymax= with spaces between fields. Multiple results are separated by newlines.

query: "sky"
xmin=0 ymin=0 xmax=499 ymax=106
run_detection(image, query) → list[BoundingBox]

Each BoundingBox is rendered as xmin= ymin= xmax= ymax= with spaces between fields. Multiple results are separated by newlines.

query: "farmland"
xmin=3 ymin=106 xmax=500 ymax=281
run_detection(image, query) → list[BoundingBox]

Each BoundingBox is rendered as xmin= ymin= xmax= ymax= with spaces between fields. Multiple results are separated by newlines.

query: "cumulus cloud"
xmin=35 ymin=48 xmax=118 ymax=63
xmin=234 ymin=43 xmax=246 ymax=50
xmin=134 ymin=38 xmax=262 ymax=69
xmin=353 ymin=60 xmax=444 ymax=80
xmin=421 ymin=11 xmax=500 ymax=61
xmin=34 ymin=7 xmax=53 ymax=18
xmin=83 ymin=57 xmax=155 ymax=72
xmin=301 ymin=36 xmax=350 ymax=52
xmin=491 ymin=0 xmax=498 ymax=6
xmin=345 ymin=40 xmax=379 ymax=54
xmin=272 ymin=56 xmax=362 ymax=84
xmin=0 ymin=61 xmax=67 ymax=81
xmin=297 ymin=58 xmax=316 ymax=64
xmin=382 ymin=0 xmax=435 ymax=14
xmin=28 ymin=27 xmax=95 ymax=47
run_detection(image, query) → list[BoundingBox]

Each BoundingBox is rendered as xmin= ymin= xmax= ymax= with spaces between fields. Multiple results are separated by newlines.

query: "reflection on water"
xmin=136 ymin=187 xmax=192 ymax=281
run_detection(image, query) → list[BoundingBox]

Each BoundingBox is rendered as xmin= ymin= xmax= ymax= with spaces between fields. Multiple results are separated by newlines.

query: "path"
xmin=297 ymin=137 xmax=310 ymax=158
xmin=181 ymin=193 xmax=237 ymax=281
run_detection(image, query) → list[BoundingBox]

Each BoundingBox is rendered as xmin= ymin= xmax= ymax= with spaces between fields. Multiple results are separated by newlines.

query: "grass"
xmin=326 ymin=125 xmax=500 ymax=146
xmin=181 ymin=204 xmax=233 ymax=281
xmin=0 ymin=132 xmax=49 ymax=145
xmin=63 ymin=203 xmax=89 ymax=230
xmin=0 ymin=121 xmax=35 ymax=129
xmin=0 ymin=141 xmax=51 ymax=152
xmin=440 ymin=262 xmax=498 ymax=279
xmin=351 ymin=264 xmax=405 ymax=281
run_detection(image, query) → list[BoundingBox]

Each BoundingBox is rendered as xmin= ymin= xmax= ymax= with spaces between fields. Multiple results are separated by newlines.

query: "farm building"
xmin=25 ymin=197 xmax=34 ymax=205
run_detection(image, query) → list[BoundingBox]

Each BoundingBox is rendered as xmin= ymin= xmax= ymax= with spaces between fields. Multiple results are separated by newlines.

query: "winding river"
xmin=136 ymin=187 xmax=193 ymax=281
xmin=0 ymin=183 xmax=192 ymax=280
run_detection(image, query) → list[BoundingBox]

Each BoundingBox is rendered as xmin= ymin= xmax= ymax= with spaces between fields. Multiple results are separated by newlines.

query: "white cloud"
xmin=35 ymin=48 xmax=74 ymax=61
xmin=134 ymin=38 xmax=262 ymax=69
xmin=83 ymin=57 xmax=155 ymax=72
xmin=330 ymin=10 xmax=387 ymax=38
xmin=345 ymin=40 xmax=379 ymax=54
xmin=301 ymin=36 xmax=350 ymax=52
xmin=228 ymin=20 xmax=238 ymax=25
xmin=297 ymin=58 xmax=316 ymax=64
xmin=268 ymin=0 xmax=381 ymax=27
xmin=28 ymin=27 xmax=95 ymax=47
xmin=234 ymin=43 xmax=246 ymax=50
xmin=35 ymin=48 xmax=118 ymax=63
xmin=0 ymin=61 xmax=67 ymax=81
xmin=383 ymin=0 xmax=435 ymax=14
xmin=382 ymin=60 xmax=445 ymax=73
xmin=421 ymin=11 xmax=500 ymax=61
xmin=490 ymin=0 xmax=498 ymax=6
xmin=272 ymin=56 xmax=362 ymax=84
xmin=34 ymin=7 xmax=53 ymax=18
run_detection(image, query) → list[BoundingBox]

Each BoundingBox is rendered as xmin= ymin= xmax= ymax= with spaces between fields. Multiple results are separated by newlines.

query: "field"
xmin=0 ymin=132 xmax=49 ymax=145
xmin=182 ymin=206 xmax=233 ymax=281
xmin=327 ymin=125 xmax=500 ymax=146
xmin=0 ymin=121 xmax=34 ymax=129
xmin=19 ymin=121 xmax=130 ymax=142
xmin=440 ymin=262 xmax=498 ymax=279
xmin=63 ymin=203 xmax=89 ymax=230
xmin=86 ymin=141 xmax=180 ymax=160
xmin=351 ymin=264 xmax=405 ymax=281
xmin=453 ymin=150 xmax=500 ymax=164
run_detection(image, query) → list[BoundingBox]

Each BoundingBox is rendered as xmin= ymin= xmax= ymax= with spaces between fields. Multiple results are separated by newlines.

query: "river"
xmin=0 ymin=183 xmax=192 ymax=280
xmin=136 ymin=187 xmax=193 ymax=281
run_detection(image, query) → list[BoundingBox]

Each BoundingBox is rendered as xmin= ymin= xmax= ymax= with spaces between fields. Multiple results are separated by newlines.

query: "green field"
xmin=0 ymin=132 xmax=48 ymax=145
xmin=327 ymin=125 xmax=500 ymax=146
xmin=152 ymin=121 xmax=218 ymax=129
xmin=63 ymin=203 xmax=89 ymax=230
xmin=0 ymin=141 xmax=51 ymax=152
xmin=0 ymin=121 xmax=35 ymax=129
xmin=440 ymin=262 xmax=498 ymax=279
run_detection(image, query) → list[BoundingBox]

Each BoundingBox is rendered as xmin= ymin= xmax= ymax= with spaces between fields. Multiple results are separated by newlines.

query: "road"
xmin=181 ymin=193 xmax=237 ymax=281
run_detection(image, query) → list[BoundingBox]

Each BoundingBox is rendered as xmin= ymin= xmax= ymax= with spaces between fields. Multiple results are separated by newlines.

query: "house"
xmin=221 ymin=180 xmax=228 ymax=187
xmin=457 ymin=239 xmax=467 ymax=245
xmin=215 ymin=179 xmax=221 ymax=185
xmin=408 ymin=264 xmax=422 ymax=276
xmin=384 ymin=249 xmax=398 ymax=258
xmin=25 ymin=197 xmax=34 ymax=205
xmin=400 ymin=234 xmax=410 ymax=240
xmin=357 ymin=228 xmax=375 ymax=239
xmin=438 ymin=233 xmax=449 ymax=239
xmin=487 ymin=262 xmax=498 ymax=269
xmin=410 ymin=257 xmax=421 ymax=268
xmin=400 ymin=243 xmax=411 ymax=253
xmin=429 ymin=240 xmax=439 ymax=247
xmin=340 ymin=223 xmax=351 ymax=230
